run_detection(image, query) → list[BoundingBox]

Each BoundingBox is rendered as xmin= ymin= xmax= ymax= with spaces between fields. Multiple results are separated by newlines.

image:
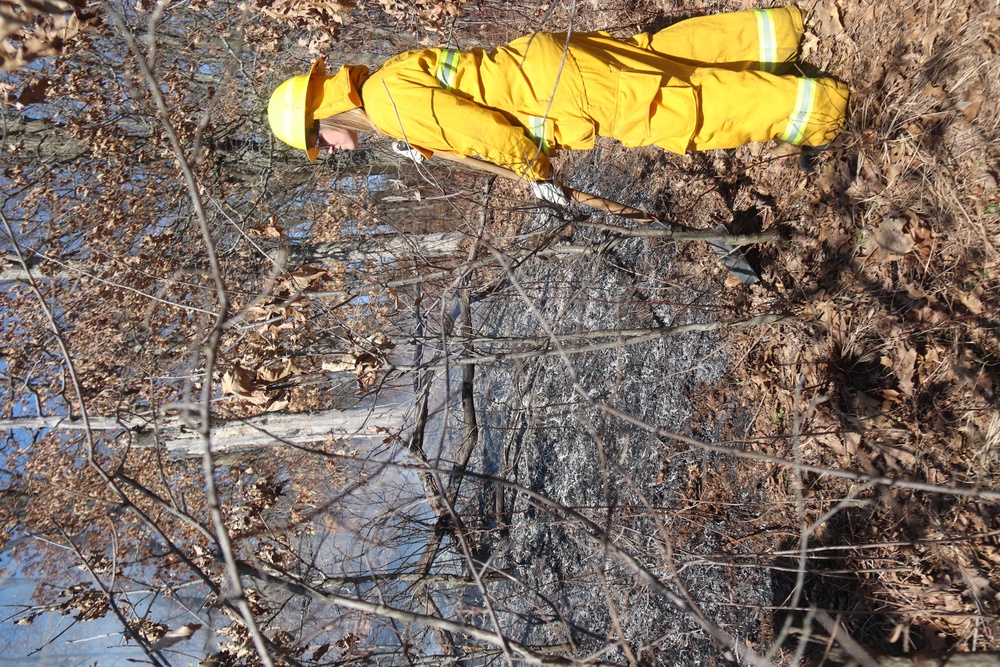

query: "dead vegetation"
xmin=2 ymin=0 xmax=998 ymax=664
xmin=499 ymin=0 xmax=1000 ymax=657
xmin=704 ymin=0 xmax=1000 ymax=656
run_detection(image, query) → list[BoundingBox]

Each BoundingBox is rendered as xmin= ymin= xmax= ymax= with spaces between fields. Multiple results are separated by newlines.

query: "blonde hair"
xmin=319 ymin=108 xmax=377 ymax=134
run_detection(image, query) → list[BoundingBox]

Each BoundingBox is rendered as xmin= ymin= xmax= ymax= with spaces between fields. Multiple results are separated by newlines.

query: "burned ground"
xmin=453 ymin=0 xmax=1000 ymax=658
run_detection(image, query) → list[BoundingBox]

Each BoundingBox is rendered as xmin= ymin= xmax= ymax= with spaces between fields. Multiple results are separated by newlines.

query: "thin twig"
xmin=52 ymin=520 xmax=170 ymax=667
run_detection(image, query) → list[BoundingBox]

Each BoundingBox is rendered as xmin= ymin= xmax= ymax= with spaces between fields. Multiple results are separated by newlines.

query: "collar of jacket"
xmin=311 ymin=63 xmax=370 ymax=120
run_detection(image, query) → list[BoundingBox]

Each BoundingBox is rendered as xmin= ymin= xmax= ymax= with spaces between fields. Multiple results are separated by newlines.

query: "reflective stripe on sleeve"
xmin=753 ymin=9 xmax=778 ymax=72
xmin=527 ymin=115 xmax=550 ymax=155
xmin=780 ymin=78 xmax=816 ymax=145
xmin=435 ymin=49 xmax=460 ymax=91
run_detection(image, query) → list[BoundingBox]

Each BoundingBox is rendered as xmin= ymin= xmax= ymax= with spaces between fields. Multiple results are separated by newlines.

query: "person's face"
xmin=317 ymin=126 xmax=358 ymax=152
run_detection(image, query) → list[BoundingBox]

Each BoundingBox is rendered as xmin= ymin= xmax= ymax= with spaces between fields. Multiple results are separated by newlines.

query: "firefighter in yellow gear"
xmin=268 ymin=5 xmax=848 ymax=188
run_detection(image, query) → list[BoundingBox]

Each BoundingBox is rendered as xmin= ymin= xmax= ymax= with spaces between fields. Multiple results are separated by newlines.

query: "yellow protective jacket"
xmin=354 ymin=5 xmax=848 ymax=180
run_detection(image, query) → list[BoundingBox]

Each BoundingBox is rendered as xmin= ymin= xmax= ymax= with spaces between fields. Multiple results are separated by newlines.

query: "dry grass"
xmin=454 ymin=0 xmax=995 ymax=659
xmin=429 ymin=3 xmax=997 ymax=662
xmin=699 ymin=0 xmax=1000 ymax=657
xmin=446 ymin=0 xmax=1000 ymax=657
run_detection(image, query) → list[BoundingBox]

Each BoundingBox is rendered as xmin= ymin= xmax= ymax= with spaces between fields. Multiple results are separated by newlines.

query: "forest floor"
xmin=4 ymin=0 xmax=998 ymax=663
xmin=459 ymin=0 xmax=1000 ymax=660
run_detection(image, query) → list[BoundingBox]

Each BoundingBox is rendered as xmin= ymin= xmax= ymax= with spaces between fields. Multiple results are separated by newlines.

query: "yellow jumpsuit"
xmin=349 ymin=6 xmax=848 ymax=180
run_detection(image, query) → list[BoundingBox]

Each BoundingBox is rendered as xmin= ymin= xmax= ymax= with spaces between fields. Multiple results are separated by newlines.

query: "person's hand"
xmin=392 ymin=141 xmax=425 ymax=164
xmin=529 ymin=176 xmax=571 ymax=207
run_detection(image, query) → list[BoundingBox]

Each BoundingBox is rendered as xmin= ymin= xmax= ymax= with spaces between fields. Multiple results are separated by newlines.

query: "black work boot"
xmin=798 ymin=143 xmax=828 ymax=173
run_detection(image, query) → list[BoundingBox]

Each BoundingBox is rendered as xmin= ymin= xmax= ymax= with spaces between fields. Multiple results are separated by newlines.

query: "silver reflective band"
xmin=435 ymin=49 xmax=460 ymax=91
xmin=754 ymin=9 xmax=779 ymax=73
xmin=781 ymin=78 xmax=816 ymax=145
xmin=432 ymin=48 xmax=549 ymax=154
xmin=528 ymin=115 xmax=550 ymax=155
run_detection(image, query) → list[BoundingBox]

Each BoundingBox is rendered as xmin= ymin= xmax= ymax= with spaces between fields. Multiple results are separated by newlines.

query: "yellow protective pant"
xmin=641 ymin=6 xmax=848 ymax=150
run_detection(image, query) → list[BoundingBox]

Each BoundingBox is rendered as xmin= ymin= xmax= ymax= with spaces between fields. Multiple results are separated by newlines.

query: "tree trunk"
xmin=291 ymin=231 xmax=464 ymax=264
xmin=2 ymin=116 xmax=91 ymax=162
xmin=0 ymin=405 xmax=411 ymax=456
xmin=2 ymin=231 xmax=465 ymax=283
xmin=154 ymin=405 xmax=409 ymax=456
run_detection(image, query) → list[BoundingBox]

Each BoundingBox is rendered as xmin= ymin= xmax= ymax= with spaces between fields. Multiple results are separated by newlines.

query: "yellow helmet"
xmin=268 ymin=60 xmax=369 ymax=161
xmin=267 ymin=58 xmax=326 ymax=161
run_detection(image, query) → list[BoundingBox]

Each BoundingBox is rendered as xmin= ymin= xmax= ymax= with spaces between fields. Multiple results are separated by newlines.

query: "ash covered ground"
xmin=459 ymin=147 xmax=780 ymax=666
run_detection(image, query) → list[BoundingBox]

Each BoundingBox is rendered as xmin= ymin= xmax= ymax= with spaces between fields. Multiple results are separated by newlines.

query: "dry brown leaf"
xmin=958 ymin=289 xmax=984 ymax=315
xmin=958 ymin=81 xmax=985 ymax=123
xmin=960 ymin=97 xmax=983 ymax=123
xmin=287 ymin=265 xmax=330 ymax=290
xmin=978 ymin=171 xmax=998 ymax=191
xmin=916 ymin=346 xmax=944 ymax=386
xmin=148 ymin=624 xmax=202 ymax=651
xmin=816 ymin=162 xmax=843 ymax=195
xmin=815 ymin=0 xmax=844 ymax=36
xmin=1 ymin=6 xmax=97 ymax=72
xmin=847 ymin=159 xmax=885 ymax=198
xmin=874 ymin=217 xmax=915 ymax=260
xmin=923 ymin=83 xmax=945 ymax=98
xmin=0 ymin=79 xmax=16 ymax=107
xmin=916 ymin=302 xmax=949 ymax=325
xmin=257 ymin=362 xmax=289 ymax=384
xmin=800 ymin=30 xmax=820 ymax=58
xmin=222 ymin=365 xmax=257 ymax=397
xmin=258 ymin=357 xmax=306 ymax=383
xmin=322 ymin=354 xmax=356 ymax=374
xmin=265 ymin=398 xmax=289 ymax=412
xmin=221 ymin=365 xmax=272 ymax=405
xmin=951 ymin=348 xmax=989 ymax=392
xmin=890 ymin=340 xmax=918 ymax=397
xmin=16 ymin=76 xmax=48 ymax=105
xmin=920 ymin=23 xmax=944 ymax=57
xmin=879 ymin=445 xmax=917 ymax=471
xmin=880 ymin=388 xmax=902 ymax=407
xmin=911 ymin=222 xmax=935 ymax=260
